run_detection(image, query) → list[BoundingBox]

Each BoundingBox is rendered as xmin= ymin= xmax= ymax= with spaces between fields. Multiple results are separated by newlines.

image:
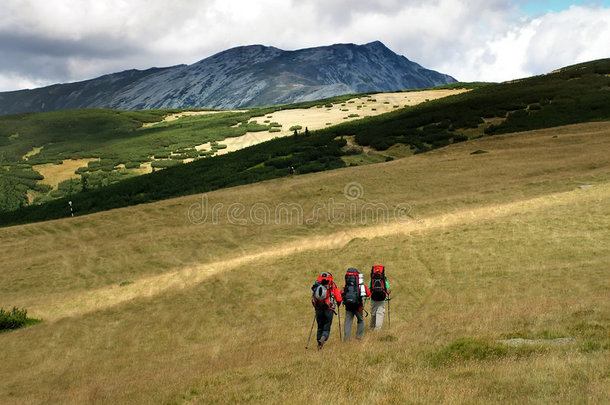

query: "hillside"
xmin=0 ymin=41 xmax=457 ymax=115
xmin=1 ymin=58 xmax=608 ymax=227
xmin=0 ymin=89 xmax=469 ymax=216
xmin=0 ymin=121 xmax=608 ymax=403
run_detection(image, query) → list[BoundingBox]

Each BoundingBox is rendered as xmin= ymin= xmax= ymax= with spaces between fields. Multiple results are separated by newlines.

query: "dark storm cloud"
xmin=0 ymin=28 xmax=144 ymax=86
xmin=0 ymin=30 xmax=138 ymax=59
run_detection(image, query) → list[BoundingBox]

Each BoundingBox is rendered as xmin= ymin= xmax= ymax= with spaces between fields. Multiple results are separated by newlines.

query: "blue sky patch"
xmin=520 ymin=0 xmax=610 ymax=16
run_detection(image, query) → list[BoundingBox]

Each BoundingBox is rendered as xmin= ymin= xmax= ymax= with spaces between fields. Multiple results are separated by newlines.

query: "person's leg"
xmin=316 ymin=309 xmax=325 ymax=342
xmin=321 ymin=309 xmax=334 ymax=342
xmin=355 ymin=310 xmax=365 ymax=339
xmin=370 ymin=300 xmax=385 ymax=330
xmin=374 ymin=301 xmax=386 ymax=329
xmin=344 ymin=309 xmax=355 ymax=341
xmin=369 ymin=300 xmax=378 ymax=329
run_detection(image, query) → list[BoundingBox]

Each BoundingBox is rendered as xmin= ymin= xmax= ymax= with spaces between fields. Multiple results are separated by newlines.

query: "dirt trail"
xmin=34 ymin=185 xmax=606 ymax=322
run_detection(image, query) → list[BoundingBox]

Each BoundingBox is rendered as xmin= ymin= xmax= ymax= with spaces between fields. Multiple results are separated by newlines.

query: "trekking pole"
xmin=386 ymin=295 xmax=391 ymax=329
xmin=305 ymin=313 xmax=316 ymax=350
xmin=337 ymin=305 xmax=342 ymax=341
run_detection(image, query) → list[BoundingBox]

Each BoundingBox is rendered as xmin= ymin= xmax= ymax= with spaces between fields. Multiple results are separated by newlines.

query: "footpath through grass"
xmin=0 ymin=183 xmax=607 ymax=403
xmin=0 ymin=122 xmax=608 ymax=403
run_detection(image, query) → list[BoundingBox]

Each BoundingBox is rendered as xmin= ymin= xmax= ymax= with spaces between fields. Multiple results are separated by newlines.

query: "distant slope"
xmin=1 ymin=59 xmax=609 ymax=226
xmin=0 ymin=41 xmax=456 ymax=115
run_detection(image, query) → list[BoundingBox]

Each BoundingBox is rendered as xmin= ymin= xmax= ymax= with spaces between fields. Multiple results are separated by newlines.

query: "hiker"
xmin=311 ymin=272 xmax=342 ymax=349
xmin=341 ymin=268 xmax=371 ymax=340
xmin=289 ymin=166 xmax=295 ymax=175
xmin=369 ymin=265 xmax=391 ymax=330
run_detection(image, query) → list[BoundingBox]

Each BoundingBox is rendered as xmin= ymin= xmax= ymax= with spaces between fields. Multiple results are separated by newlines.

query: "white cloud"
xmin=0 ymin=71 xmax=50 ymax=91
xmin=524 ymin=6 xmax=610 ymax=73
xmin=0 ymin=0 xmax=608 ymax=91
xmin=445 ymin=5 xmax=610 ymax=82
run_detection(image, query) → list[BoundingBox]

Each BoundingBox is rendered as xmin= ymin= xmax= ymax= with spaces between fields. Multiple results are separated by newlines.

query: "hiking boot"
xmin=318 ymin=336 xmax=326 ymax=350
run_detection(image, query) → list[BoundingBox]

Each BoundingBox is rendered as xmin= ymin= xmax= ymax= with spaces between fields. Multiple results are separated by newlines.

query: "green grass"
xmin=0 ymin=93 xmax=398 ymax=210
xmin=0 ymin=307 xmax=41 ymax=332
xmin=342 ymin=151 xmax=389 ymax=166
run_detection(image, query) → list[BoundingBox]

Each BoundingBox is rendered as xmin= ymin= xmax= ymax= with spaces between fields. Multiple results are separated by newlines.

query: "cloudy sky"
xmin=0 ymin=0 xmax=609 ymax=92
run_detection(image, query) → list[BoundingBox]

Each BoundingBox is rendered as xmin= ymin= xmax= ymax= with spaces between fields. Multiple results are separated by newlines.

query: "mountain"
xmin=0 ymin=41 xmax=456 ymax=115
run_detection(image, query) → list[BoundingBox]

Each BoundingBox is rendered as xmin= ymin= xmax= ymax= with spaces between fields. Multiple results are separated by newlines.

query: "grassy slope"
xmin=0 ymin=121 xmax=608 ymax=403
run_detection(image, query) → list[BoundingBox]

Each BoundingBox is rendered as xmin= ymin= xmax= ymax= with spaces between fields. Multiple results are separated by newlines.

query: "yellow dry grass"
xmin=0 ymin=121 xmax=608 ymax=404
xmin=33 ymin=158 xmax=98 ymax=189
xmin=196 ymin=89 xmax=468 ymax=155
xmin=22 ymin=145 xmax=44 ymax=160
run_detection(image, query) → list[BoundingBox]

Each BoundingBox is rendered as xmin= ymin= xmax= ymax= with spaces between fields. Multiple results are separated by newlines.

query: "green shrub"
xmin=6 ymin=168 xmax=43 ymax=181
xmin=289 ymin=125 xmax=302 ymax=131
xmin=151 ymin=159 xmax=182 ymax=169
xmin=269 ymin=128 xmax=281 ymax=133
xmin=528 ymin=103 xmax=542 ymax=111
xmin=343 ymin=145 xmax=363 ymax=155
xmin=125 ymin=161 xmax=141 ymax=169
xmin=34 ymin=183 xmax=53 ymax=193
xmin=87 ymin=160 xmax=101 ymax=169
xmin=379 ymin=334 xmax=398 ymax=342
xmin=429 ymin=338 xmax=508 ymax=367
xmin=99 ymin=158 xmax=119 ymax=172
xmin=0 ymin=307 xmax=40 ymax=331
xmin=57 ymin=178 xmax=81 ymax=193
xmin=245 ymin=122 xmax=270 ymax=132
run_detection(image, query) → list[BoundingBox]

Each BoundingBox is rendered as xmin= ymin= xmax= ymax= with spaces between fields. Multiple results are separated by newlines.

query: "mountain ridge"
xmin=0 ymin=41 xmax=456 ymax=115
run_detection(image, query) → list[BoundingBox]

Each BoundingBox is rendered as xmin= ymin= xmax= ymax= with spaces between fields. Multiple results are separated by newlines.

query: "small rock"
xmin=498 ymin=337 xmax=575 ymax=347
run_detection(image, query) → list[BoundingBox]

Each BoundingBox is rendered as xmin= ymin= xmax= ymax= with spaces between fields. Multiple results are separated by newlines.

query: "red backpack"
xmin=370 ymin=265 xmax=387 ymax=301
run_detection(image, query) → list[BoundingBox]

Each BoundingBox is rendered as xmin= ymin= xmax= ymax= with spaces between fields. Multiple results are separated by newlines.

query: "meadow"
xmin=0 ymin=121 xmax=608 ymax=404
